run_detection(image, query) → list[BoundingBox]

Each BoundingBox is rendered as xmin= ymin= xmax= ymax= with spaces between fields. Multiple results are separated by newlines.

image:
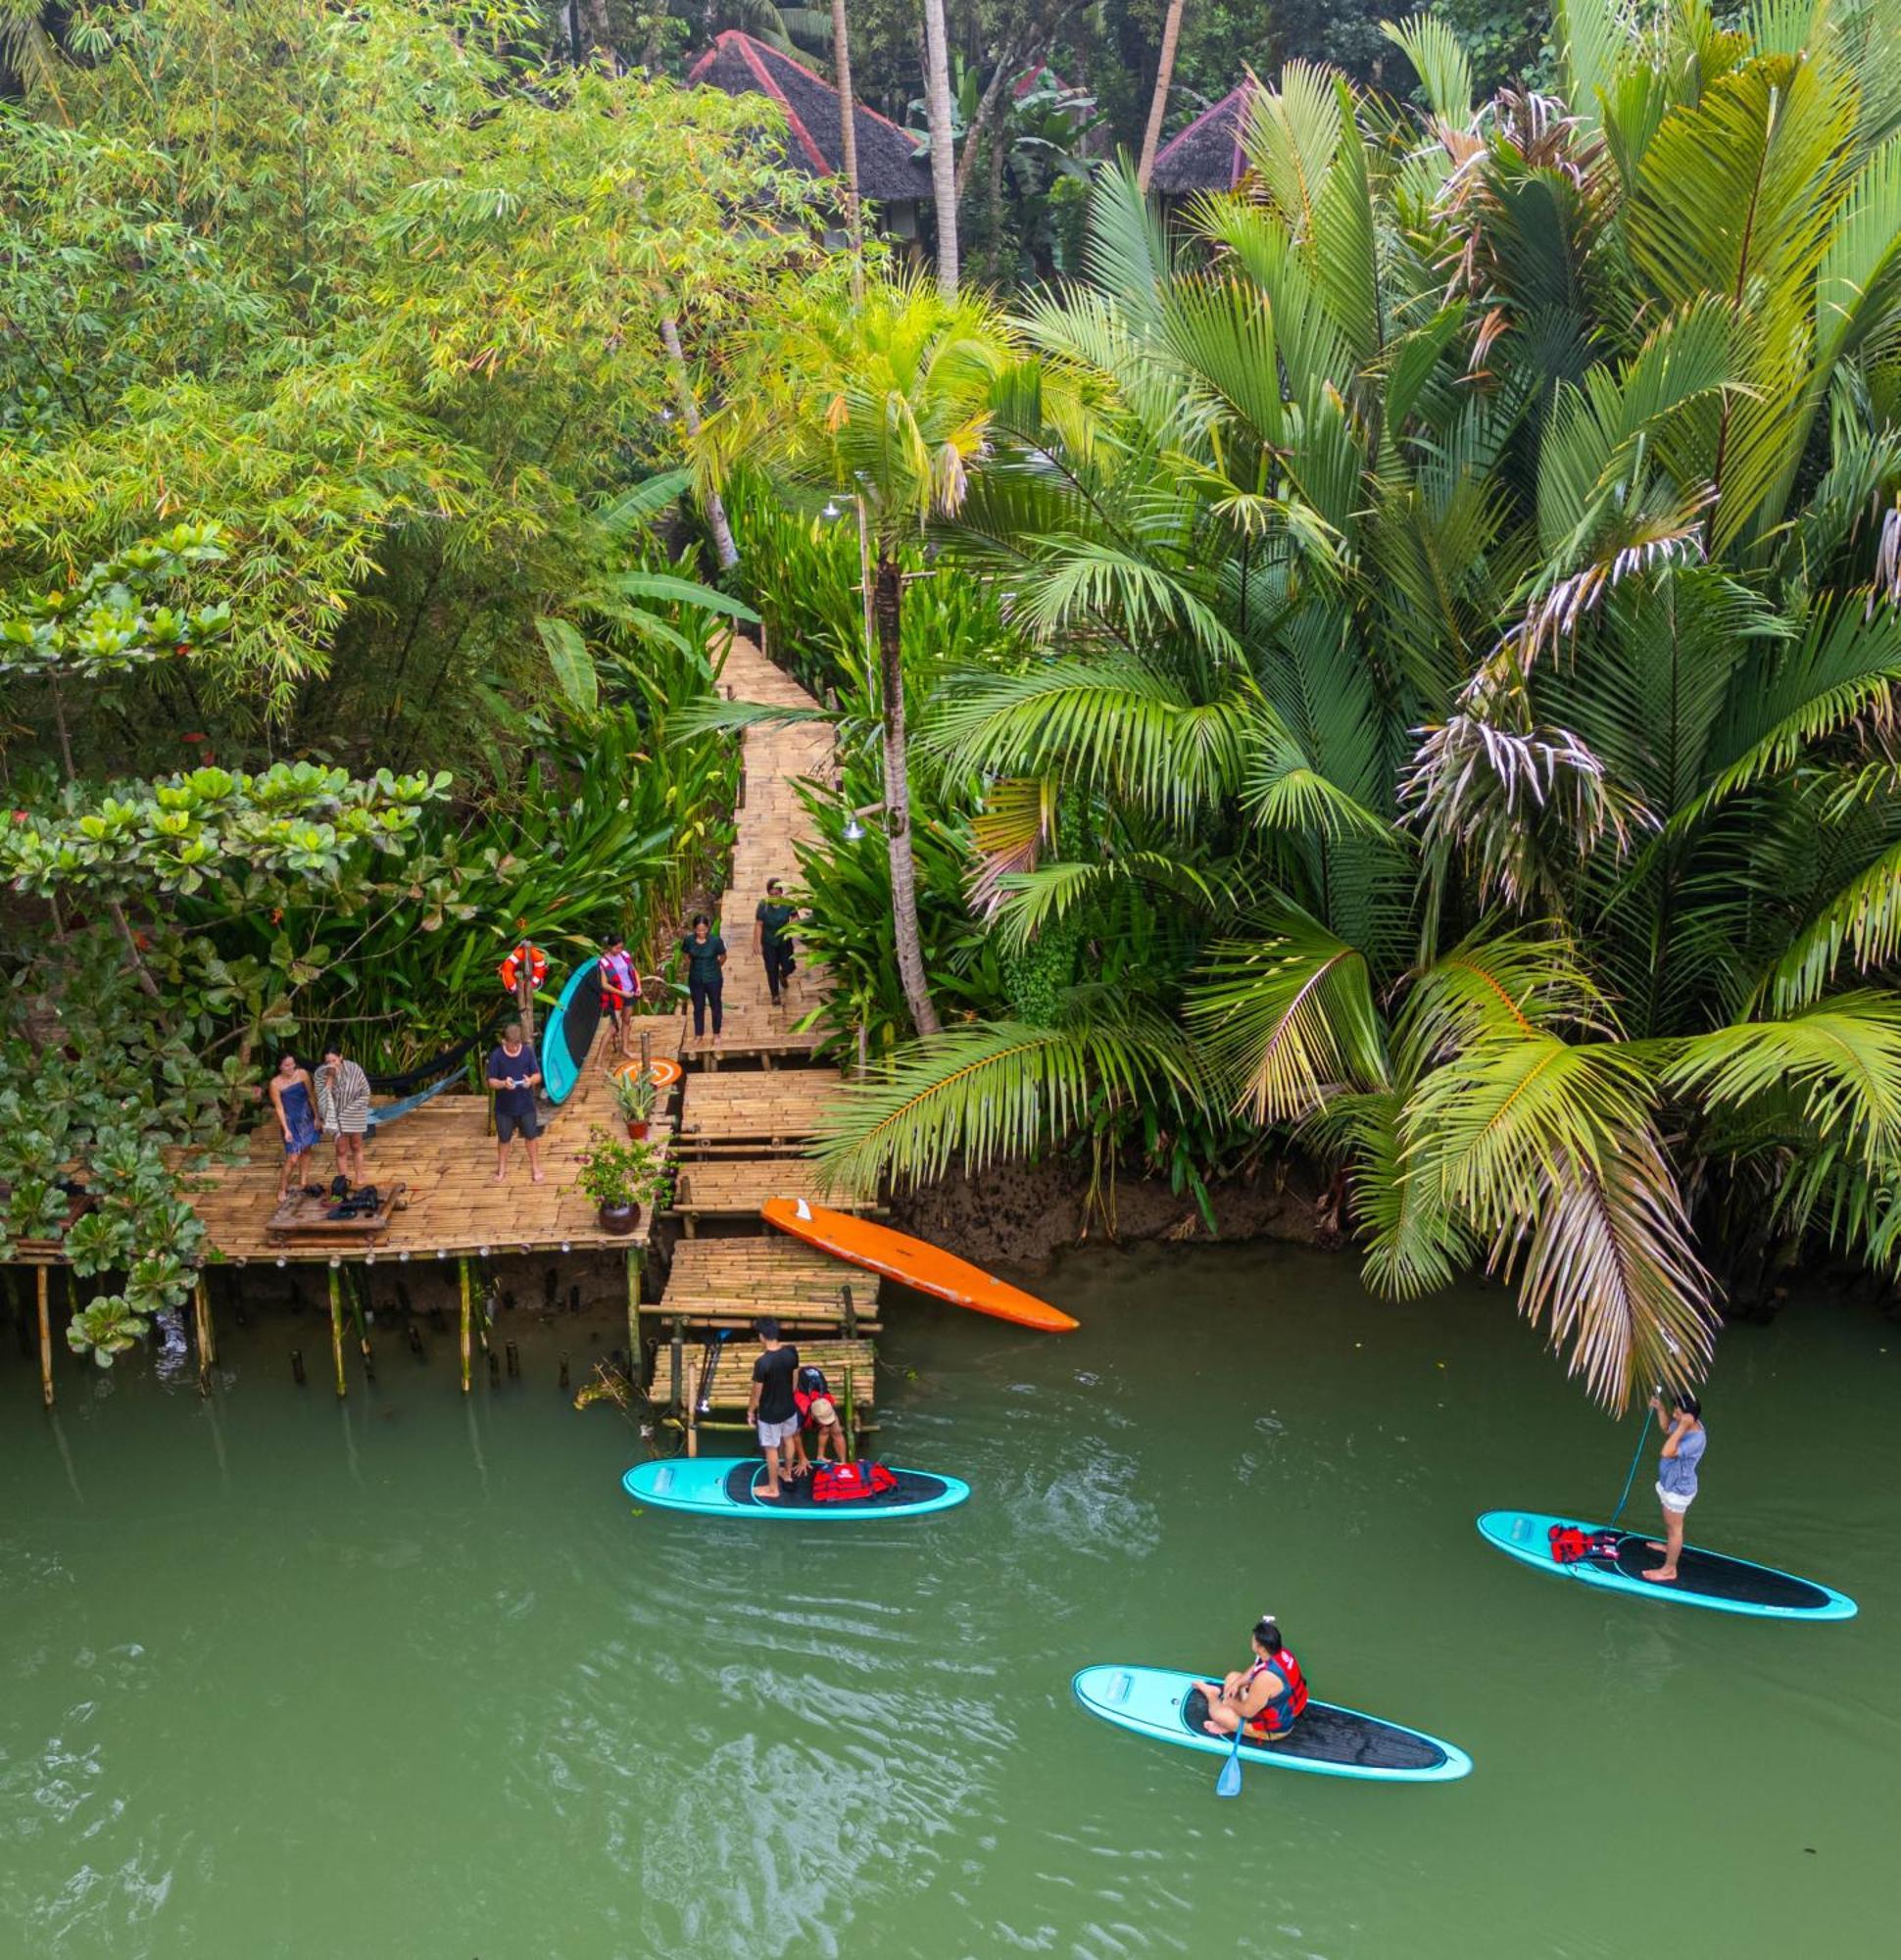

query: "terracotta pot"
xmin=625 ymin=1120 xmax=651 ymax=1141
xmin=597 ymin=1200 xmax=641 ymax=1236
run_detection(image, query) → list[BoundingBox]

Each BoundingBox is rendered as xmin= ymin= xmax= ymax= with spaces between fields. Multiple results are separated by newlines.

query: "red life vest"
xmin=1549 ymin=1525 xmax=1621 ymax=1565
xmin=1242 ymin=1647 xmax=1308 ymax=1739
xmin=810 ymin=1460 xmax=898 ymax=1503
xmin=598 ymin=950 xmax=638 ymax=1009
xmin=792 ymin=1365 xmax=832 ymax=1425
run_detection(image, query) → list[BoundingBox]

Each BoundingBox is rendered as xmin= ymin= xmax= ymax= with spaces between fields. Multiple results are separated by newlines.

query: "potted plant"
xmin=610 ymin=1063 xmax=658 ymax=1140
xmin=571 ymin=1128 xmax=671 ymax=1236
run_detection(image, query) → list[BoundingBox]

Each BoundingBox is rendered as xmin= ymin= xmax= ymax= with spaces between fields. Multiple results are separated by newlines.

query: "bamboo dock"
xmin=12 ymin=635 xmax=881 ymax=1429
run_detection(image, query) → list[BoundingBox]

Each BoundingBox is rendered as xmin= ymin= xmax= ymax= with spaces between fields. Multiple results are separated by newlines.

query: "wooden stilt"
xmin=193 ymin=1276 xmax=216 ymax=1390
xmin=37 ymin=1266 xmax=53 ymax=1408
xmin=327 ymin=1265 xmax=346 ymax=1398
xmin=459 ymin=1256 xmax=472 ymax=1394
xmin=842 ymin=1362 xmax=855 ymax=1463
xmin=624 ymin=1249 xmax=642 ymax=1376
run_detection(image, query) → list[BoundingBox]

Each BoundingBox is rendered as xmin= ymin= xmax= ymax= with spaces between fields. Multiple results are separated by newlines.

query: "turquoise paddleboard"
xmin=1477 ymin=1510 xmax=1857 ymax=1620
xmin=624 ymin=1457 xmax=970 ymax=1521
xmin=1072 ymin=1665 xmax=1472 ymax=1784
xmin=538 ymin=958 xmax=603 ymax=1105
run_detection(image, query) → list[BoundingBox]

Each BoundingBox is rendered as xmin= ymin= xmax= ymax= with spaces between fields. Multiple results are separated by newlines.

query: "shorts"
xmin=756 ymin=1412 xmax=801 ymax=1448
xmin=1656 ymin=1481 xmax=1695 ymax=1515
xmin=496 ymin=1107 xmax=541 ymax=1144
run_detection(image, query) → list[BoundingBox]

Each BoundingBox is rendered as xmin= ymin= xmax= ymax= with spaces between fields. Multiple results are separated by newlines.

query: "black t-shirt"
xmin=752 ymin=1343 xmax=801 ymax=1423
xmin=487 ymin=1044 xmax=538 ymax=1119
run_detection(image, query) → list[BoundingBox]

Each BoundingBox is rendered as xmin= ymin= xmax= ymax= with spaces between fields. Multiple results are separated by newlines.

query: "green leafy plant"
xmin=570 ymin=1128 xmax=673 ymax=1213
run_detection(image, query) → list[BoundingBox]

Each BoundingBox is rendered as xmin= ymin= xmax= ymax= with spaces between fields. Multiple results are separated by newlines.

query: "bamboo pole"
xmin=624 ymin=1250 xmax=641 ymax=1378
xmin=842 ymin=1362 xmax=855 ymax=1463
xmin=327 ymin=1265 xmax=346 ymax=1398
xmin=459 ymin=1257 xmax=472 ymax=1394
xmin=194 ymin=1276 xmax=217 ymax=1367
xmin=37 ymin=1266 xmax=53 ymax=1408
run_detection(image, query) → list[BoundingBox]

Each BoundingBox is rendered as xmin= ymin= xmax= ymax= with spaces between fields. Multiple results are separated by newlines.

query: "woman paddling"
xmin=1641 ymin=1391 xmax=1707 ymax=1585
xmin=1194 ymin=1615 xmax=1308 ymax=1742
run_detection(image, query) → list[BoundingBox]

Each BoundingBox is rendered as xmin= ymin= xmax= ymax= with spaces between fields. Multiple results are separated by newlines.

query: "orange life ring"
xmin=498 ymin=942 xmax=549 ymax=993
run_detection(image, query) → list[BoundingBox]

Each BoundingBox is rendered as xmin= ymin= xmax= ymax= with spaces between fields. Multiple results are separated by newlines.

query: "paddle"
xmin=1215 ymin=1725 xmax=1243 ymax=1797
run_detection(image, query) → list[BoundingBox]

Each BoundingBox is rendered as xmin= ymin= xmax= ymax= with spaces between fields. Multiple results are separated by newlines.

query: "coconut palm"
xmin=921 ymin=0 xmax=960 ymax=297
xmin=1136 ymin=0 xmax=1190 ymax=192
xmin=814 ymin=2 xmax=1901 ymax=1408
xmin=708 ymin=273 xmax=1020 ymax=1035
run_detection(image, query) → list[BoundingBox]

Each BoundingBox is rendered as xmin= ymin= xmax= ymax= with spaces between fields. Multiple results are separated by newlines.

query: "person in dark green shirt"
xmin=754 ymin=877 xmax=799 ymax=1008
xmin=679 ymin=913 xmax=726 ymax=1044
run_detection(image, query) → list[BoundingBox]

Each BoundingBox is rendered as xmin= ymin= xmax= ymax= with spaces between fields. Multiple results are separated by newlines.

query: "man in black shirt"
xmin=746 ymin=1315 xmax=807 ymax=1499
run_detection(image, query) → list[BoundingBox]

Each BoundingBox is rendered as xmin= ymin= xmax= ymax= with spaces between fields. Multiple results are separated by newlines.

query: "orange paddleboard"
xmin=761 ymin=1198 xmax=1079 ymax=1332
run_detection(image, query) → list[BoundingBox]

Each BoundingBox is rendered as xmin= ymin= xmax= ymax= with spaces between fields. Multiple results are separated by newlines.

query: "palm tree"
xmin=830 ymin=0 xmax=864 ymax=305
xmin=709 ymin=274 xmax=1017 ymax=1034
xmin=920 ymin=0 xmax=960 ymax=297
xmin=812 ymin=4 xmax=1901 ymax=1409
xmin=1135 ymin=0 xmax=1188 ymax=193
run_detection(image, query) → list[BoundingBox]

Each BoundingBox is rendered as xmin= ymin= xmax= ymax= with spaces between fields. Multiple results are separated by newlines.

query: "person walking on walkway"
xmin=755 ymin=879 xmax=798 ymax=1009
xmin=268 ymin=1054 xmax=322 ymax=1201
xmin=485 ymin=1022 xmax=544 ymax=1184
xmin=317 ymin=1043 xmax=372 ymax=1186
xmin=680 ymin=913 xmax=726 ymax=1046
xmin=598 ymin=934 xmax=641 ymax=1058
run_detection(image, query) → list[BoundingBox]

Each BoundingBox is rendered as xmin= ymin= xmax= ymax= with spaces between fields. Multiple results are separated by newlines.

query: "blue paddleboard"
xmin=1477 ymin=1509 xmax=1856 ymax=1620
xmin=538 ymin=958 xmax=603 ymax=1105
xmin=1073 ymin=1665 xmax=1472 ymax=1784
xmin=623 ymin=1457 xmax=970 ymax=1521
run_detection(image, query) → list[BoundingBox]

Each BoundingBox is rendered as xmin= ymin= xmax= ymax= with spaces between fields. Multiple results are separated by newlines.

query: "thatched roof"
xmin=688 ymin=31 xmax=932 ymax=203
xmin=1151 ymin=81 xmax=1259 ymax=194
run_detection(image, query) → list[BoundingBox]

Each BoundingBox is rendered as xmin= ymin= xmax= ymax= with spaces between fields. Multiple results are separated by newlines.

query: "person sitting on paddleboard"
xmin=746 ymin=1317 xmax=809 ymax=1500
xmin=1642 ymin=1390 xmax=1706 ymax=1585
xmin=1195 ymin=1615 xmax=1308 ymax=1742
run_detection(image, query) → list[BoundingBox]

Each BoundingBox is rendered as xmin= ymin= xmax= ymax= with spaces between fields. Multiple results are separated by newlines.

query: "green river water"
xmin=1 ymin=1242 xmax=1894 ymax=1959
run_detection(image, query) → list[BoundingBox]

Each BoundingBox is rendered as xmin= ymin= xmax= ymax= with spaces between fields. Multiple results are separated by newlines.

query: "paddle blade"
xmin=1215 ymin=1743 xmax=1243 ymax=1797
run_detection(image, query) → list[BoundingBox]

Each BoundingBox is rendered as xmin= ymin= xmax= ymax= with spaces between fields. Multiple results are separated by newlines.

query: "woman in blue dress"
xmin=268 ymin=1054 xmax=322 ymax=1200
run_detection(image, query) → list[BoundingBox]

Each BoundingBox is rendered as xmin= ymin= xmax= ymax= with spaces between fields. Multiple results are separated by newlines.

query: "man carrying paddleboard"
xmin=1642 ymin=1390 xmax=1707 ymax=1586
xmin=1194 ymin=1616 xmax=1308 ymax=1742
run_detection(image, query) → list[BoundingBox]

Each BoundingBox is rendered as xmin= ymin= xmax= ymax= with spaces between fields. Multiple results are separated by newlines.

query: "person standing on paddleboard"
xmin=746 ymin=1317 xmax=809 ymax=1500
xmin=1642 ymin=1391 xmax=1706 ymax=1585
xmin=1194 ymin=1615 xmax=1308 ymax=1742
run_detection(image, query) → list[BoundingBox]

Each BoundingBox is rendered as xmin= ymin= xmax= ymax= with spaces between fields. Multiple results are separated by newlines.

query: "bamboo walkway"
xmin=649 ymin=633 xmax=879 ymax=1453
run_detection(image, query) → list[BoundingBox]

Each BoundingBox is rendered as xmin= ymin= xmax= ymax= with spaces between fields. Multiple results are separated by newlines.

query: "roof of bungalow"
xmin=1150 ymin=80 xmax=1259 ymax=194
xmin=688 ymin=30 xmax=933 ymax=201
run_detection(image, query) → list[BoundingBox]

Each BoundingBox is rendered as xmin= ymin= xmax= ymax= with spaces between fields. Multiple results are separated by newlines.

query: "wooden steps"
xmin=684 ymin=1337 xmax=878 ymax=1417
xmin=675 ymin=1071 xmax=842 ymax=1147
xmin=649 ymin=1236 xmax=880 ymax=1331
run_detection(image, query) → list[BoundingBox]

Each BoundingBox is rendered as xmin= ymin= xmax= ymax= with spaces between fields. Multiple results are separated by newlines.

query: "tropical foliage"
xmin=799 ymin=0 xmax=1901 ymax=1408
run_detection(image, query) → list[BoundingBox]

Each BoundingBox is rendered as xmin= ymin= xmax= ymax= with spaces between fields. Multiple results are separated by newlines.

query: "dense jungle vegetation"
xmin=6 ymin=0 xmax=1901 ymax=1412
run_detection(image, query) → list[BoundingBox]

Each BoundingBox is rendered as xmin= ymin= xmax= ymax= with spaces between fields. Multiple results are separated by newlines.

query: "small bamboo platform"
xmin=669 ymin=1158 xmax=872 ymax=1228
xmin=658 ymin=1333 xmax=878 ymax=1452
xmin=674 ymin=1070 xmax=845 ymax=1149
xmin=649 ymin=1237 xmax=882 ymax=1331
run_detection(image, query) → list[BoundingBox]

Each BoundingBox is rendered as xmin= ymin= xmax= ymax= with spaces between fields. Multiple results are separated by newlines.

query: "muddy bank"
xmin=887 ymin=1152 xmax=1329 ymax=1271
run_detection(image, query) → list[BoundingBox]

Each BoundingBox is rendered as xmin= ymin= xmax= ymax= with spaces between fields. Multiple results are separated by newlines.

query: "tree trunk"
xmin=873 ymin=556 xmax=941 ymax=1037
xmin=831 ymin=0 xmax=865 ymax=307
xmin=658 ymin=314 xmax=740 ymax=571
xmin=1136 ymin=0 xmax=1189 ymax=194
xmin=920 ymin=0 xmax=959 ymax=300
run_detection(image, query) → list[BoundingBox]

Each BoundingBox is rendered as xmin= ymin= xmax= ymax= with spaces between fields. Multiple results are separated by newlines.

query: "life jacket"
xmin=810 ymin=1460 xmax=898 ymax=1503
xmin=598 ymin=949 xmax=637 ymax=1007
xmin=793 ymin=1364 xmax=832 ymax=1424
xmin=498 ymin=942 xmax=548 ymax=994
xmin=1242 ymin=1647 xmax=1308 ymax=1739
xmin=1548 ymin=1525 xmax=1622 ymax=1565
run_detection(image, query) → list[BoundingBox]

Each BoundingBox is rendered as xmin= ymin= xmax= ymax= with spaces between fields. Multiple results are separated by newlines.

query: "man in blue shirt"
xmin=485 ymin=1022 xmax=544 ymax=1184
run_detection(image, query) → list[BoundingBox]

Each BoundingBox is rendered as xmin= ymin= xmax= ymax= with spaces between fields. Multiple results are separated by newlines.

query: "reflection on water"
xmin=0 ymin=1241 xmax=1896 ymax=1958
